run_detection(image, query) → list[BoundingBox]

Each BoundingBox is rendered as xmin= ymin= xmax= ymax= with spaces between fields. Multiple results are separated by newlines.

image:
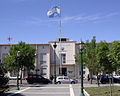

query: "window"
xmin=33 ymin=75 xmax=37 ymax=78
xmin=40 ymin=53 xmax=47 ymax=64
xmin=61 ymin=53 xmax=66 ymax=64
xmin=2 ymin=53 xmax=8 ymax=58
xmin=41 ymin=67 xmax=47 ymax=75
xmin=64 ymin=77 xmax=69 ymax=80
xmin=38 ymin=75 xmax=42 ymax=79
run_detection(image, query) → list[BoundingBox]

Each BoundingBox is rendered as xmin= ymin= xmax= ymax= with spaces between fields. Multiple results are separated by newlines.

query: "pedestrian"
xmin=87 ymin=74 xmax=90 ymax=81
xmin=97 ymin=74 xmax=100 ymax=86
xmin=50 ymin=75 xmax=53 ymax=83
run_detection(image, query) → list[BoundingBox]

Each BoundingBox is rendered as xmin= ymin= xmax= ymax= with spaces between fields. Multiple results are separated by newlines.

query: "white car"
xmin=9 ymin=76 xmax=20 ymax=80
xmin=56 ymin=76 xmax=78 ymax=84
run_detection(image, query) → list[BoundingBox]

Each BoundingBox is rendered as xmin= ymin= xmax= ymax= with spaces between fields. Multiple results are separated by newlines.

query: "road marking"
xmin=69 ymin=84 xmax=75 ymax=96
xmin=22 ymin=92 xmax=70 ymax=94
xmin=15 ymin=87 xmax=30 ymax=93
xmin=8 ymin=87 xmax=30 ymax=96
xmin=36 ymin=87 xmax=68 ymax=88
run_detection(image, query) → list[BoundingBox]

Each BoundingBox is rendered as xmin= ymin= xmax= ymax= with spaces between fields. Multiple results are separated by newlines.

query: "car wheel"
xmin=57 ymin=81 xmax=61 ymax=84
xmin=71 ymin=81 xmax=75 ymax=84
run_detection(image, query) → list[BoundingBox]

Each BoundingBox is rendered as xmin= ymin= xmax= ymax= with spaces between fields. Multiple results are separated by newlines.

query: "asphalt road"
xmin=4 ymin=80 xmax=120 ymax=96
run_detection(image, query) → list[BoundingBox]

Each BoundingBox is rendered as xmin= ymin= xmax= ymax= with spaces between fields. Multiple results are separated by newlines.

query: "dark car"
xmin=25 ymin=74 xmax=51 ymax=84
xmin=113 ymin=76 xmax=120 ymax=83
xmin=0 ymin=74 xmax=9 ymax=93
xmin=100 ymin=75 xmax=109 ymax=84
xmin=100 ymin=75 xmax=120 ymax=84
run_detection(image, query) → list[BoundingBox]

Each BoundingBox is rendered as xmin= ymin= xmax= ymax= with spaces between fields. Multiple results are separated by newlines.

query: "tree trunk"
xmin=89 ymin=72 xmax=93 ymax=84
xmin=20 ymin=68 xmax=22 ymax=84
xmin=109 ymin=74 xmax=112 ymax=96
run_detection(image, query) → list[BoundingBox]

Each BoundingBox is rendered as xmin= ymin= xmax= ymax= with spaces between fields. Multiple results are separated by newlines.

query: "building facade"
xmin=0 ymin=38 xmax=89 ymax=79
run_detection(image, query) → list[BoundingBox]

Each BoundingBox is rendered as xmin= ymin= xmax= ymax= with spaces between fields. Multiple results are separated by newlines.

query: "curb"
xmin=83 ymin=89 xmax=90 ymax=96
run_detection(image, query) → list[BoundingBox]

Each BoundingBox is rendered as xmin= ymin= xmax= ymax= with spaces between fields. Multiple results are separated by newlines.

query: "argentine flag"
xmin=47 ymin=6 xmax=60 ymax=18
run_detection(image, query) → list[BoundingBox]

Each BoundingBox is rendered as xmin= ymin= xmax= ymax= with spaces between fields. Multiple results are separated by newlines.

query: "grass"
xmin=85 ymin=86 xmax=120 ymax=96
xmin=0 ymin=86 xmax=15 ymax=93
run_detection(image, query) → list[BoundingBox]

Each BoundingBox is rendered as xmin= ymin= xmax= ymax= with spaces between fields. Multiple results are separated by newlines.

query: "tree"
xmin=83 ymin=36 xmax=97 ymax=83
xmin=96 ymin=41 xmax=112 ymax=73
xmin=75 ymin=36 xmax=97 ymax=83
xmin=2 ymin=42 xmax=36 ymax=82
xmin=108 ymin=41 xmax=120 ymax=74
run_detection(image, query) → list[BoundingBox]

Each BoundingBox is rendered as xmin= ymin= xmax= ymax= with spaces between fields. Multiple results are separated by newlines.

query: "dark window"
xmin=40 ymin=53 xmax=47 ymax=64
xmin=61 ymin=53 xmax=66 ymax=64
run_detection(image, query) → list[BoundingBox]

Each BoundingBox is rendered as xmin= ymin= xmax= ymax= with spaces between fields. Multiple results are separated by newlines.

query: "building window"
xmin=2 ymin=53 xmax=8 ymax=58
xmin=40 ymin=53 xmax=47 ymax=64
xmin=61 ymin=53 xmax=66 ymax=64
xmin=41 ymin=67 xmax=47 ymax=75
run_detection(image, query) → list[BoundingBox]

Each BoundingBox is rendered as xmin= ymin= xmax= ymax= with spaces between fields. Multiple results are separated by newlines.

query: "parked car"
xmin=100 ymin=75 xmax=109 ymax=84
xmin=0 ymin=74 xmax=9 ymax=93
xmin=92 ymin=75 xmax=97 ymax=80
xmin=9 ymin=76 xmax=20 ymax=80
xmin=25 ymin=74 xmax=51 ymax=84
xmin=100 ymin=75 xmax=120 ymax=84
xmin=56 ymin=76 xmax=78 ymax=84
xmin=113 ymin=76 xmax=120 ymax=83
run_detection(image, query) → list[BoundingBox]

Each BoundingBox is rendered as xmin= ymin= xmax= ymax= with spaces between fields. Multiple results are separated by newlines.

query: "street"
xmin=4 ymin=80 xmax=120 ymax=96
xmin=7 ymin=83 xmax=81 ymax=96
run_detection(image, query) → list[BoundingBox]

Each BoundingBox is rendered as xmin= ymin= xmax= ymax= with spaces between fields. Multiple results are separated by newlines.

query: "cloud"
xmin=24 ymin=12 xmax=119 ymax=25
xmin=61 ymin=12 xmax=119 ymax=23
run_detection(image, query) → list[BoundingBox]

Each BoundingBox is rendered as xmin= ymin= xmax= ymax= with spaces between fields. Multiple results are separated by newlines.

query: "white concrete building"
xmin=0 ymin=38 xmax=89 ymax=79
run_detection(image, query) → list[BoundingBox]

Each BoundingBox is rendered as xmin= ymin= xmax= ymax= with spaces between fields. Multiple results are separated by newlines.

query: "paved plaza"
xmin=3 ymin=80 xmax=120 ymax=96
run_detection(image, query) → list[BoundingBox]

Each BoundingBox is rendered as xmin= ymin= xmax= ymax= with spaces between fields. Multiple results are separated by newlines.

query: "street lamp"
xmin=16 ymin=51 xmax=20 ymax=90
xmin=79 ymin=41 xmax=84 ymax=96
xmin=53 ymin=42 xmax=57 ymax=84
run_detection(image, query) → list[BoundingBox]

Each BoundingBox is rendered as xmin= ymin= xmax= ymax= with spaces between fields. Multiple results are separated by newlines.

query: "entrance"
xmin=59 ymin=68 xmax=67 ymax=76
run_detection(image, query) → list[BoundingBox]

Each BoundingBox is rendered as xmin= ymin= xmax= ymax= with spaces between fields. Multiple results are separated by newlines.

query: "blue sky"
xmin=0 ymin=0 xmax=120 ymax=44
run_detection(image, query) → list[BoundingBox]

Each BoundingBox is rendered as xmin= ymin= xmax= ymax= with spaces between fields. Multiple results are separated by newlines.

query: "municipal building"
xmin=0 ymin=38 xmax=89 ymax=79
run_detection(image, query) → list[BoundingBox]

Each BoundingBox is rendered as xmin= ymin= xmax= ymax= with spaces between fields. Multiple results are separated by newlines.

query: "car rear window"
xmin=58 ymin=77 xmax=63 ymax=79
xmin=38 ymin=76 xmax=42 ymax=79
xmin=64 ymin=77 xmax=69 ymax=79
xmin=33 ymin=76 xmax=37 ymax=78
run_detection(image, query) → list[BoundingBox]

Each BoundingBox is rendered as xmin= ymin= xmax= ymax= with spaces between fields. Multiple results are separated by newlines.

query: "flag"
xmin=47 ymin=6 xmax=60 ymax=18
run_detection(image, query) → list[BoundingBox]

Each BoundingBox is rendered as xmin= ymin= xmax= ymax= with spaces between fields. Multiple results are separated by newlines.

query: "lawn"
xmin=0 ymin=86 xmax=15 ymax=93
xmin=85 ymin=86 xmax=120 ymax=96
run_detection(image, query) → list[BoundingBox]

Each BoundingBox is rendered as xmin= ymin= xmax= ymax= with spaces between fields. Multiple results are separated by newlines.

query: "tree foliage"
xmin=76 ymin=36 xmax=120 ymax=77
xmin=83 ymin=36 xmax=98 ymax=74
xmin=96 ymin=41 xmax=111 ymax=73
xmin=108 ymin=41 xmax=120 ymax=73
xmin=2 ymin=41 xmax=36 ymax=72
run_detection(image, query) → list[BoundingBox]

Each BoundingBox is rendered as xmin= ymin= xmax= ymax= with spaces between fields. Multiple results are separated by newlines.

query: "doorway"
xmin=59 ymin=68 xmax=67 ymax=76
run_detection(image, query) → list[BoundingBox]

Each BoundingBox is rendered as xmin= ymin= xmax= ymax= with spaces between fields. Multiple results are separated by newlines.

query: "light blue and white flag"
xmin=47 ymin=6 xmax=60 ymax=18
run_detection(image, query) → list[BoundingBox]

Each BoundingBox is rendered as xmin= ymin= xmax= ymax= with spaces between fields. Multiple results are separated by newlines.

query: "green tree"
xmin=108 ymin=41 xmax=120 ymax=73
xmin=83 ymin=36 xmax=97 ymax=83
xmin=96 ymin=41 xmax=112 ymax=73
xmin=3 ymin=42 xmax=36 ymax=82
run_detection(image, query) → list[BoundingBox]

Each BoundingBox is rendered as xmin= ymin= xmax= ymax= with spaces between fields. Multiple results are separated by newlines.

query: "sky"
xmin=0 ymin=0 xmax=120 ymax=44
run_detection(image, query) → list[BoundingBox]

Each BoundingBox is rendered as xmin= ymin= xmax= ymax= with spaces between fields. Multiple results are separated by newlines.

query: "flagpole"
xmin=59 ymin=1 xmax=62 ymax=75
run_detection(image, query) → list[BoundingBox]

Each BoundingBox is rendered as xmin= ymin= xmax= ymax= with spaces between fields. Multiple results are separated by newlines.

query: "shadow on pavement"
xmin=0 ymin=93 xmax=25 ymax=96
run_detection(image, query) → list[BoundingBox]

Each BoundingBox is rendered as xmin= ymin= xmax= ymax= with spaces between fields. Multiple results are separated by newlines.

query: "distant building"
xmin=0 ymin=38 xmax=89 ymax=79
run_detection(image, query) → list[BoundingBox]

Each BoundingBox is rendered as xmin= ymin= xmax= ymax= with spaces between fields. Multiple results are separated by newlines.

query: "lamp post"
xmin=79 ymin=41 xmax=84 ymax=96
xmin=53 ymin=42 xmax=57 ymax=84
xmin=16 ymin=51 xmax=20 ymax=90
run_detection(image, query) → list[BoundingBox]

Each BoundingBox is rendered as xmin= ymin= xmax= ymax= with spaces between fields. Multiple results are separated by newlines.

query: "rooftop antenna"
xmin=8 ymin=35 xmax=12 ymax=44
